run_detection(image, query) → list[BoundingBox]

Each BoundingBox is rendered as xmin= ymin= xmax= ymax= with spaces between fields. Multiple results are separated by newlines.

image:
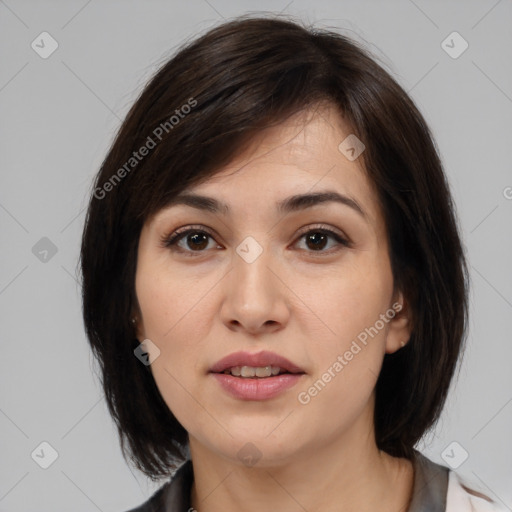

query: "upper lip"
xmin=210 ymin=350 xmax=305 ymax=374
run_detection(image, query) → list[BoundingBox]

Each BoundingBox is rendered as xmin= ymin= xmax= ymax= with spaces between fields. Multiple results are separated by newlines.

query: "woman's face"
xmin=135 ymin=104 xmax=411 ymax=466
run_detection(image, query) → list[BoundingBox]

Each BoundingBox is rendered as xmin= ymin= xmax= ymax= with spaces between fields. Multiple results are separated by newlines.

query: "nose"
xmin=219 ymin=241 xmax=290 ymax=336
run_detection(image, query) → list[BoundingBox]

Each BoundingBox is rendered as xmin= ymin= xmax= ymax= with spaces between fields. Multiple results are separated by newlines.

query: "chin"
xmin=199 ymin=426 xmax=309 ymax=468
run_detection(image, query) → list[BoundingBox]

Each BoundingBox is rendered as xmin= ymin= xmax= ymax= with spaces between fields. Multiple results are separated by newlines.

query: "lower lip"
xmin=211 ymin=373 xmax=304 ymax=400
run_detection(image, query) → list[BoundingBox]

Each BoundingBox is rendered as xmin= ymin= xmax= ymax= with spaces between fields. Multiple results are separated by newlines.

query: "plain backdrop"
xmin=1 ymin=1 xmax=511 ymax=511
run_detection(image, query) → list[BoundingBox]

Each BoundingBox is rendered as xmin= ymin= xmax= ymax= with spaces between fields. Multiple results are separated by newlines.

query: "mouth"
xmin=209 ymin=350 xmax=306 ymax=377
xmin=219 ymin=365 xmax=295 ymax=378
xmin=209 ymin=351 xmax=305 ymax=401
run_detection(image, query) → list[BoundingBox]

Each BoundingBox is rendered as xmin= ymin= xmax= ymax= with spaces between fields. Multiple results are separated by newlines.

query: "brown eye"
xmin=295 ymin=227 xmax=350 ymax=254
xmin=161 ymin=224 xmax=350 ymax=258
xmin=161 ymin=227 xmax=218 ymax=255
xmin=182 ymin=231 xmax=210 ymax=251
xmin=305 ymin=232 xmax=329 ymax=251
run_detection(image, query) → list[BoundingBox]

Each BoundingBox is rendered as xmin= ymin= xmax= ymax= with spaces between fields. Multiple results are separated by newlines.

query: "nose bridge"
xmin=232 ymin=234 xmax=275 ymax=303
xmin=221 ymin=233 xmax=288 ymax=331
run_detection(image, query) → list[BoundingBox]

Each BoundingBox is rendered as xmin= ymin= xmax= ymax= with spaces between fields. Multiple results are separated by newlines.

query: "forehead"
xmin=211 ymin=104 xmax=366 ymax=180
xmin=151 ymin=104 xmax=383 ymax=234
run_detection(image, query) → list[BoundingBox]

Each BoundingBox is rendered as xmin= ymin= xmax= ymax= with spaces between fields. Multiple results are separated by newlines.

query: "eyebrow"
xmin=166 ymin=190 xmax=368 ymax=221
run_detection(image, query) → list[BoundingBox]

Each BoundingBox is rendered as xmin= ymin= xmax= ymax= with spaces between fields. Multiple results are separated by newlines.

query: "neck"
xmin=188 ymin=411 xmax=414 ymax=512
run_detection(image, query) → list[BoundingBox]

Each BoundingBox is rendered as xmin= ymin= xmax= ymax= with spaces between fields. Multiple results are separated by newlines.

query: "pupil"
xmin=188 ymin=233 xmax=208 ymax=250
xmin=307 ymin=232 xmax=327 ymax=250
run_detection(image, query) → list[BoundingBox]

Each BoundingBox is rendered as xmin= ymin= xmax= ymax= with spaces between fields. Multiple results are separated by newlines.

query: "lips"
xmin=209 ymin=350 xmax=305 ymax=375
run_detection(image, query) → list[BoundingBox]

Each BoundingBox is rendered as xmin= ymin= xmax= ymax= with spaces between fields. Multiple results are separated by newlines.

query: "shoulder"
xmin=123 ymin=483 xmax=169 ymax=512
xmin=446 ymin=471 xmax=508 ymax=512
xmin=123 ymin=459 xmax=194 ymax=512
xmin=407 ymin=449 xmax=507 ymax=512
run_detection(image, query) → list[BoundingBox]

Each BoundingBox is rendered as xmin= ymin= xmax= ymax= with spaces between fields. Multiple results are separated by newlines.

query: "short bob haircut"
xmin=80 ymin=14 xmax=469 ymax=479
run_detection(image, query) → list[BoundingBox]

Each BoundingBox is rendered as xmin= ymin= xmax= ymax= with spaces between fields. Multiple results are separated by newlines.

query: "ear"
xmin=131 ymin=310 xmax=145 ymax=342
xmin=384 ymin=290 xmax=412 ymax=354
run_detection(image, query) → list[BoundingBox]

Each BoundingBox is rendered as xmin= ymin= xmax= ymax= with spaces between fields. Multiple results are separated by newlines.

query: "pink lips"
xmin=209 ymin=350 xmax=305 ymax=401
xmin=210 ymin=350 xmax=304 ymax=374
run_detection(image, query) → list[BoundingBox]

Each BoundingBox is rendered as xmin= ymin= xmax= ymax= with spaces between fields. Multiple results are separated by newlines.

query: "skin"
xmin=134 ymin=103 xmax=414 ymax=512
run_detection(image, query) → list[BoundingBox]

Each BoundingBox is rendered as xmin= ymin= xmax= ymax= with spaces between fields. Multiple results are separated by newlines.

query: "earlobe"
xmin=130 ymin=316 xmax=139 ymax=339
xmin=131 ymin=314 xmax=144 ymax=342
xmin=131 ymin=316 xmax=139 ymax=341
xmin=385 ymin=291 xmax=412 ymax=354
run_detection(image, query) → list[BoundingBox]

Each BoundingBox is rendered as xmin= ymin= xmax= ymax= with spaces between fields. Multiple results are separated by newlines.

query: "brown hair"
xmin=80 ymin=14 xmax=469 ymax=479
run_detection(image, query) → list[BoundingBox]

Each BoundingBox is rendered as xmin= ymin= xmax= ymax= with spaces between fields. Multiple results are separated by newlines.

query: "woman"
xmin=80 ymin=15 xmax=505 ymax=512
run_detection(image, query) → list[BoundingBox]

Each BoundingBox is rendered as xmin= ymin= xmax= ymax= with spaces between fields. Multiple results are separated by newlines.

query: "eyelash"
xmin=160 ymin=224 xmax=351 ymax=257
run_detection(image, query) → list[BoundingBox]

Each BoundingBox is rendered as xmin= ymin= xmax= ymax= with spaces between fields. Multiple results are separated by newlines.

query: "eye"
xmin=160 ymin=224 xmax=351 ymax=257
xmin=294 ymin=224 xmax=351 ymax=254
xmin=160 ymin=225 xmax=220 ymax=256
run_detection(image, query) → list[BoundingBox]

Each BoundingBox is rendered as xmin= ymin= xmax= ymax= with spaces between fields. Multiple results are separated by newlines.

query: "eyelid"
xmin=159 ymin=224 xmax=218 ymax=248
xmin=294 ymin=223 xmax=349 ymax=242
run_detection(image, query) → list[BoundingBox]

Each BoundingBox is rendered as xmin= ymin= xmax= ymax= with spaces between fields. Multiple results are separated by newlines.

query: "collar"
xmin=407 ymin=449 xmax=449 ymax=511
xmin=134 ymin=449 xmax=449 ymax=512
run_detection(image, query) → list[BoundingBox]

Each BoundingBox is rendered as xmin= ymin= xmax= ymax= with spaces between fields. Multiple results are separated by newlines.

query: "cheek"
xmin=135 ymin=256 xmax=215 ymax=347
xmin=294 ymin=271 xmax=389 ymax=422
xmin=302 ymin=254 xmax=392 ymax=350
xmin=134 ymin=256 xmax=216 ymax=408
xmin=135 ymin=266 xmax=208 ymax=430
xmin=295 ymin=257 xmax=393 ymax=413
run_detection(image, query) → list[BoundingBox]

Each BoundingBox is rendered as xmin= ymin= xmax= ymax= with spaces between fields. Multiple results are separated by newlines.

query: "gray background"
xmin=1 ymin=1 xmax=511 ymax=511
